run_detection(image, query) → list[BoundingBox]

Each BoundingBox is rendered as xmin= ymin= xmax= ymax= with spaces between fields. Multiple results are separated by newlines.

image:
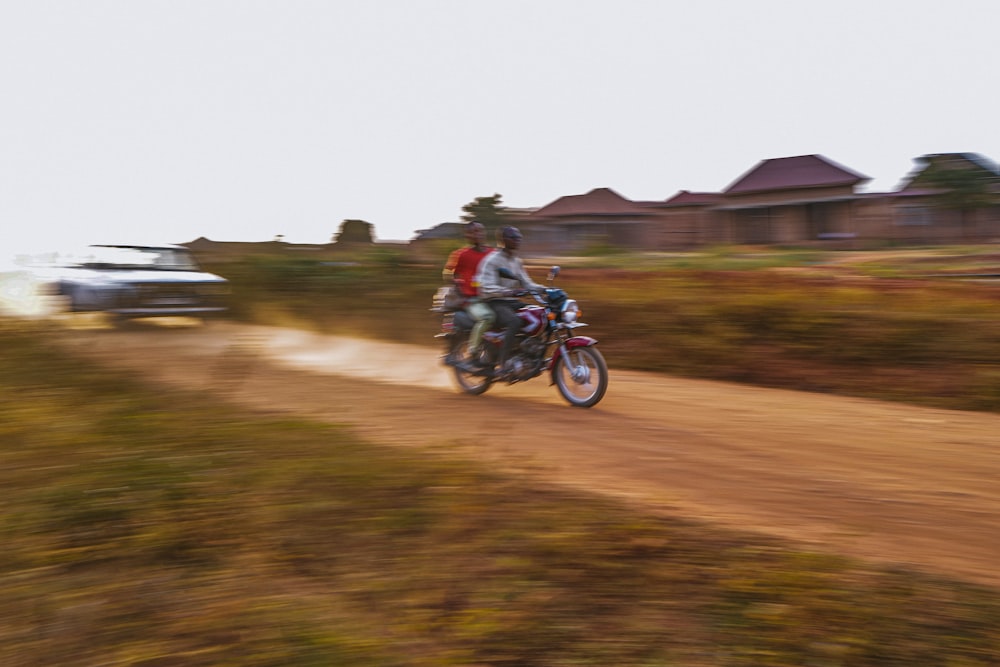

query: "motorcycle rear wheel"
xmin=553 ymin=345 xmax=608 ymax=408
xmin=450 ymin=342 xmax=494 ymax=396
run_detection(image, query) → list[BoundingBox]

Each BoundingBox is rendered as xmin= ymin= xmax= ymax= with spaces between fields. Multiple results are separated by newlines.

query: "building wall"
xmin=467 ymin=196 xmax=1000 ymax=255
xmin=647 ymin=207 xmax=710 ymax=249
xmin=680 ymin=184 xmax=862 ymax=246
xmin=519 ymin=217 xmax=655 ymax=255
xmin=853 ymin=197 xmax=1000 ymax=245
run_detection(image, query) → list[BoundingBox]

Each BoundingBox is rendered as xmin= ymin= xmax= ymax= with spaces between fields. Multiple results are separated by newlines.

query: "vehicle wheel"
xmin=450 ymin=343 xmax=494 ymax=396
xmin=553 ymin=345 xmax=608 ymax=408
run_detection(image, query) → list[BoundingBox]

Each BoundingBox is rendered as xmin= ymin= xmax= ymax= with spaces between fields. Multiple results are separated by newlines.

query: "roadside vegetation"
xmin=3 ymin=320 xmax=1000 ymax=665
xmin=213 ymin=245 xmax=1000 ymax=412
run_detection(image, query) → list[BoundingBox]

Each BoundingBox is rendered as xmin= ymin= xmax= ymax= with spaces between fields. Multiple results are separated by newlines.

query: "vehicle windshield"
xmin=70 ymin=246 xmax=201 ymax=271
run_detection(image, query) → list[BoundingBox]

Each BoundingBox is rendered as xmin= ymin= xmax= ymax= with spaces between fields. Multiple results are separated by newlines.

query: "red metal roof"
xmin=723 ymin=155 xmax=869 ymax=194
xmin=529 ymin=187 xmax=654 ymax=218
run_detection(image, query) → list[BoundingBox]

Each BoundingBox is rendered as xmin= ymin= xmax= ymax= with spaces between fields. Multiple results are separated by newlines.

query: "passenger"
xmin=474 ymin=225 xmax=544 ymax=379
xmin=442 ymin=220 xmax=496 ymax=368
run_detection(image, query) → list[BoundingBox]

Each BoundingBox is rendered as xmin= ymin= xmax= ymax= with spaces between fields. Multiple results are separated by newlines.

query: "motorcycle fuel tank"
xmin=518 ymin=305 xmax=547 ymax=335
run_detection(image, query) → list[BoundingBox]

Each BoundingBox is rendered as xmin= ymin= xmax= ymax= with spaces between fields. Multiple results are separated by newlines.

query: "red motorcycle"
xmin=433 ymin=266 xmax=608 ymax=408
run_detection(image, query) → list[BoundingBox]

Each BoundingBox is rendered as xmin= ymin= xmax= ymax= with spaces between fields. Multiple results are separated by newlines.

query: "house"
xmin=868 ymin=153 xmax=1000 ymax=244
xmin=520 ymin=187 xmax=659 ymax=254
xmin=646 ymin=191 xmax=722 ymax=248
xmin=710 ymin=155 xmax=870 ymax=245
xmin=517 ymin=153 xmax=1000 ymax=252
xmin=509 ymin=155 xmax=875 ymax=252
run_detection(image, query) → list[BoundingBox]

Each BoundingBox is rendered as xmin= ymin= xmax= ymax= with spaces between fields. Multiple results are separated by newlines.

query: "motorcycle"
xmin=432 ymin=266 xmax=608 ymax=408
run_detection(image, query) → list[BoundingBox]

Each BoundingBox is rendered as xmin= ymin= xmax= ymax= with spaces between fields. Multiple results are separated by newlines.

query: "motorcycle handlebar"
xmin=503 ymin=287 xmax=550 ymax=302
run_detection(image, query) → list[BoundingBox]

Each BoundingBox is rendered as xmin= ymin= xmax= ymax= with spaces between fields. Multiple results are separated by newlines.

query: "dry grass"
xmin=213 ymin=247 xmax=1000 ymax=413
xmin=2 ymin=320 xmax=1000 ymax=665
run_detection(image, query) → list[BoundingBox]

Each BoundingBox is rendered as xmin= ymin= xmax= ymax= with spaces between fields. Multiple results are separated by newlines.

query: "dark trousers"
xmin=489 ymin=299 xmax=522 ymax=367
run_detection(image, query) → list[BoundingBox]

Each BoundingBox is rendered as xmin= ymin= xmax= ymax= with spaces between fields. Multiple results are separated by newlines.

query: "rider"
xmin=474 ymin=225 xmax=544 ymax=379
xmin=442 ymin=220 xmax=495 ymax=368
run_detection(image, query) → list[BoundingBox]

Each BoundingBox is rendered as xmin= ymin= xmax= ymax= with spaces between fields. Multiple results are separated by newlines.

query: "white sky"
xmin=2 ymin=0 xmax=999 ymax=253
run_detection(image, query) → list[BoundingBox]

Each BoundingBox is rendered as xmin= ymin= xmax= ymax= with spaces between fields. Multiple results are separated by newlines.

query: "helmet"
xmin=497 ymin=225 xmax=523 ymax=249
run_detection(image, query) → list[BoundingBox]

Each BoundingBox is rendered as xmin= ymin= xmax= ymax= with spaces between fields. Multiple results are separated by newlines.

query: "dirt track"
xmin=60 ymin=320 xmax=1000 ymax=588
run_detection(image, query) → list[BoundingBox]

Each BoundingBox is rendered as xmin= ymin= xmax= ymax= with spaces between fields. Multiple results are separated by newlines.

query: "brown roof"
xmin=529 ymin=187 xmax=654 ymax=218
xmin=724 ymin=155 xmax=869 ymax=194
xmin=660 ymin=190 xmax=722 ymax=206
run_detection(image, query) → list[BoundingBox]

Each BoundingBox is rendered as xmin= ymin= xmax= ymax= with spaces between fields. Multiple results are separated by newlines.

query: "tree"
xmin=911 ymin=158 xmax=999 ymax=239
xmin=461 ymin=193 xmax=509 ymax=239
xmin=333 ymin=219 xmax=374 ymax=244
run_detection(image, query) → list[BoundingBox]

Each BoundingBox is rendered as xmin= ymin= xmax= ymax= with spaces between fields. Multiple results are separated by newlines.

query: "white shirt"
xmin=474 ymin=250 xmax=543 ymax=299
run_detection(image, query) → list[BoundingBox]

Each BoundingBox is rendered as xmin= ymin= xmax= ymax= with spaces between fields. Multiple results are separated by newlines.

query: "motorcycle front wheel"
xmin=553 ymin=345 xmax=608 ymax=408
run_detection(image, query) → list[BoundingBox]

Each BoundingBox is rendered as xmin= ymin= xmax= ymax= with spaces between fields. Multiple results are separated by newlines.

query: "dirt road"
xmin=60 ymin=320 xmax=1000 ymax=587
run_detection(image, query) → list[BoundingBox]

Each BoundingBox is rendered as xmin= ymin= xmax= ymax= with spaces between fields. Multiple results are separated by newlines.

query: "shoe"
xmin=494 ymin=362 xmax=516 ymax=381
xmin=457 ymin=360 xmax=494 ymax=377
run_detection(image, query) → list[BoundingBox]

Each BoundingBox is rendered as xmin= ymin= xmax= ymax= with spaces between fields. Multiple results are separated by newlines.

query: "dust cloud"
xmin=0 ymin=271 xmax=65 ymax=318
xmin=221 ymin=325 xmax=456 ymax=391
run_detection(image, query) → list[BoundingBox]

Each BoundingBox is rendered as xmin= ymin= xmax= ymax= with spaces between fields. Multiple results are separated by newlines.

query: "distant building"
xmin=187 ymin=152 xmax=1000 ymax=260
xmin=517 ymin=153 xmax=1000 ymax=253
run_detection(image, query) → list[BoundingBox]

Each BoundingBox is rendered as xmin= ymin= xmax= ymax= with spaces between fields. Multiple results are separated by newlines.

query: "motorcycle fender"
xmin=548 ymin=336 xmax=599 ymax=373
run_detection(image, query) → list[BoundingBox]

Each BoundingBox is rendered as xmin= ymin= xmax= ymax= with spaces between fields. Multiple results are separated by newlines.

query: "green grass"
xmin=561 ymin=245 xmax=831 ymax=271
xmin=3 ymin=321 xmax=1000 ymax=665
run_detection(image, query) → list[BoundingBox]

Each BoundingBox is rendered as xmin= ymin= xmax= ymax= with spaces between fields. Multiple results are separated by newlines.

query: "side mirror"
xmin=547 ymin=266 xmax=560 ymax=281
xmin=498 ymin=268 xmax=516 ymax=280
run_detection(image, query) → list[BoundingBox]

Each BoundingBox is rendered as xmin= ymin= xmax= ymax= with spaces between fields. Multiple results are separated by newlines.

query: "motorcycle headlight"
xmin=561 ymin=299 xmax=580 ymax=323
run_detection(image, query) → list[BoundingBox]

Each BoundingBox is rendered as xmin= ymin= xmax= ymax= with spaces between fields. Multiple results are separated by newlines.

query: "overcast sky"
xmin=3 ymin=0 xmax=999 ymax=253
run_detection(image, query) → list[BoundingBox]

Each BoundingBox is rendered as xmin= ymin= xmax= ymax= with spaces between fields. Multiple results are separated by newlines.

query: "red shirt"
xmin=444 ymin=246 xmax=494 ymax=297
